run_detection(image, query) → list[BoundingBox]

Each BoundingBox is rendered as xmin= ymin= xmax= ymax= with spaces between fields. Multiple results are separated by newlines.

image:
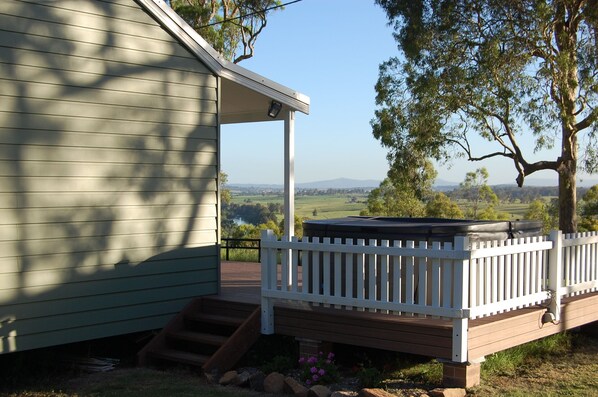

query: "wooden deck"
xmin=219 ymin=261 xmax=598 ymax=362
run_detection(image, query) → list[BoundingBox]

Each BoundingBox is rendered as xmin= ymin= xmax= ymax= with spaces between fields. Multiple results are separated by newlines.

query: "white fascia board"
xmin=219 ymin=67 xmax=310 ymax=115
xmin=139 ymin=0 xmax=310 ymax=115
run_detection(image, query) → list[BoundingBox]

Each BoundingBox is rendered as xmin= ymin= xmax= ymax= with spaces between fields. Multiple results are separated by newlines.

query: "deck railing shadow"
xmin=260 ymin=229 xmax=598 ymax=362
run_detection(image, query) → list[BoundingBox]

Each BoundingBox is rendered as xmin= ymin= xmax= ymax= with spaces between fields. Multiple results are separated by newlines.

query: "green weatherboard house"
xmin=0 ymin=0 xmax=309 ymax=354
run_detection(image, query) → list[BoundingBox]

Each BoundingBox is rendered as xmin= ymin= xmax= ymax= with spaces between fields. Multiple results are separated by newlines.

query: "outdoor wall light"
xmin=267 ymin=100 xmax=282 ymax=118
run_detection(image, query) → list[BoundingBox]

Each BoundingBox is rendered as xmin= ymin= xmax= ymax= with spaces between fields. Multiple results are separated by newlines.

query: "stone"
xmin=263 ymin=372 xmax=286 ymax=394
xmin=285 ymin=376 xmax=309 ymax=397
xmin=308 ymin=384 xmax=332 ymax=397
xmin=218 ymin=370 xmax=238 ymax=386
xmin=357 ymin=388 xmax=397 ymax=397
xmin=202 ymin=372 xmax=217 ymax=385
xmin=234 ymin=370 xmax=252 ymax=387
xmin=428 ymin=388 xmax=467 ymax=397
xmin=331 ymin=391 xmax=358 ymax=397
xmin=249 ymin=370 xmax=266 ymax=391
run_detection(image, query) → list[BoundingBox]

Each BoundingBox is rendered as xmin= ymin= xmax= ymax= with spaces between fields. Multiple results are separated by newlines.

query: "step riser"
xmin=138 ymin=297 xmax=260 ymax=372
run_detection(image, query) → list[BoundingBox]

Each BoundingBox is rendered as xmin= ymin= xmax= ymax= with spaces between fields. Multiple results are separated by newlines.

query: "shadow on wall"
xmin=0 ymin=1 xmax=220 ymax=354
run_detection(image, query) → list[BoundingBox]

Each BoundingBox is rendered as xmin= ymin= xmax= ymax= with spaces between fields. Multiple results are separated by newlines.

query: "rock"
xmin=234 ymin=370 xmax=252 ymax=387
xmin=218 ymin=370 xmax=238 ymax=386
xmin=202 ymin=371 xmax=217 ymax=385
xmin=428 ymin=388 xmax=467 ymax=397
xmin=358 ymin=388 xmax=397 ymax=397
xmin=249 ymin=370 xmax=266 ymax=391
xmin=285 ymin=376 xmax=309 ymax=397
xmin=308 ymin=384 xmax=332 ymax=397
xmin=331 ymin=391 xmax=358 ymax=397
xmin=263 ymin=372 xmax=286 ymax=394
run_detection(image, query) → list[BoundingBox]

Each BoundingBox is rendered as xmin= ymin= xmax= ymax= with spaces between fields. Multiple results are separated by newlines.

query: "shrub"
xmin=260 ymin=355 xmax=295 ymax=374
xmin=298 ymin=352 xmax=339 ymax=386
xmin=356 ymin=366 xmax=383 ymax=388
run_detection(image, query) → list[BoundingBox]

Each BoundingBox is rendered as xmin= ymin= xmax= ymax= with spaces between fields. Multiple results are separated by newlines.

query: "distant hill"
xmin=228 ymin=176 xmax=598 ymax=192
xmin=297 ymin=178 xmax=380 ymax=189
xmin=435 ymin=177 xmax=598 ymax=188
xmin=228 ymin=178 xmax=381 ymax=191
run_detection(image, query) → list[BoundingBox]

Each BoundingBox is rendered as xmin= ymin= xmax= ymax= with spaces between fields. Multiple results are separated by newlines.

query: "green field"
xmin=232 ymin=192 xmax=532 ymax=221
xmin=231 ymin=193 xmax=370 ymax=220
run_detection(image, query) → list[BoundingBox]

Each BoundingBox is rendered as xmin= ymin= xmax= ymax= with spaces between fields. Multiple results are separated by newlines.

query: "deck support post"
xmin=295 ymin=337 xmax=332 ymax=360
xmin=261 ymin=229 xmax=276 ymax=334
xmin=452 ymin=236 xmax=470 ymax=363
xmin=441 ymin=359 xmax=482 ymax=388
xmin=282 ymin=110 xmax=295 ymax=289
xmin=283 ymin=110 xmax=295 ymax=240
xmin=547 ymin=230 xmax=563 ymax=322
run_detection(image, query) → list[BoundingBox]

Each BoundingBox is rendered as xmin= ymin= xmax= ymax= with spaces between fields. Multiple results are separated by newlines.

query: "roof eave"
xmin=137 ymin=0 xmax=310 ymax=115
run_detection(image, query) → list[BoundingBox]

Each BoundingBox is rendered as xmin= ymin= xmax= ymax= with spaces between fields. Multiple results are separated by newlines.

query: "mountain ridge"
xmin=227 ymin=176 xmax=598 ymax=190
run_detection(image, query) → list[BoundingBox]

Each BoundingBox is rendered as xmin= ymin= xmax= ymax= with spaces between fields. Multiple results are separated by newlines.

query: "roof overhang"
xmin=137 ymin=0 xmax=310 ymax=124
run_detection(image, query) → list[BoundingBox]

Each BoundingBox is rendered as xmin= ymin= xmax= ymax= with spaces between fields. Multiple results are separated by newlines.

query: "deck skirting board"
xmin=468 ymin=292 xmax=598 ymax=360
xmin=273 ymin=306 xmax=454 ymax=359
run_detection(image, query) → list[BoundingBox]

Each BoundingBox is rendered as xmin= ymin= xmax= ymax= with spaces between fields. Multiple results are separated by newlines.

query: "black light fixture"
xmin=267 ymin=100 xmax=282 ymax=118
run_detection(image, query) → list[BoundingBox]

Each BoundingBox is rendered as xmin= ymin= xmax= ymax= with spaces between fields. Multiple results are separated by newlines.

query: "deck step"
xmin=149 ymin=348 xmax=209 ymax=367
xmin=137 ymin=297 xmax=261 ymax=373
xmin=185 ymin=312 xmax=245 ymax=327
xmin=168 ymin=329 xmax=228 ymax=346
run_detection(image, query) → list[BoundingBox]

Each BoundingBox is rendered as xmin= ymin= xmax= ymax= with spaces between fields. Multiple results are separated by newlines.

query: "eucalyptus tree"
xmin=459 ymin=168 xmax=499 ymax=219
xmin=579 ymin=184 xmax=598 ymax=230
xmin=360 ymin=177 xmax=426 ymax=217
xmin=425 ymin=192 xmax=464 ymax=219
xmin=361 ymin=158 xmax=436 ymax=217
xmin=171 ymin=0 xmax=282 ymax=63
xmin=372 ymin=0 xmax=598 ymax=232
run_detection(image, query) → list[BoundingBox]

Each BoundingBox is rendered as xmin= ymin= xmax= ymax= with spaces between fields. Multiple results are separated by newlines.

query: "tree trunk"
xmin=558 ymin=160 xmax=577 ymax=233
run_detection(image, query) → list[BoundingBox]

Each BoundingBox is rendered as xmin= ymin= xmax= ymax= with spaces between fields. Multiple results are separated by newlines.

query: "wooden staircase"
xmin=137 ymin=296 xmax=261 ymax=374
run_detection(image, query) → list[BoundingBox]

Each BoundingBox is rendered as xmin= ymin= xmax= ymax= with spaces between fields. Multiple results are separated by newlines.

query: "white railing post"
xmin=261 ymin=229 xmax=276 ymax=334
xmin=547 ymin=230 xmax=563 ymax=322
xmin=452 ymin=236 xmax=470 ymax=363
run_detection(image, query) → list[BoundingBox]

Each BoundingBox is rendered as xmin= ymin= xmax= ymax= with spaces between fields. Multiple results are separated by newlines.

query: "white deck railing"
xmin=260 ymin=229 xmax=598 ymax=362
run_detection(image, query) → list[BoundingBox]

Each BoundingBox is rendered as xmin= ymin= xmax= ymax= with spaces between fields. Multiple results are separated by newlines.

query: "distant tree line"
xmin=362 ymin=167 xmax=598 ymax=234
xmin=296 ymin=188 xmax=373 ymax=196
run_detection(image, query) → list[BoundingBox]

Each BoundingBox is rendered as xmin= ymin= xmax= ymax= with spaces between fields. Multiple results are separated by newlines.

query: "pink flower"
xmin=318 ymin=369 xmax=326 ymax=376
xmin=312 ymin=374 xmax=319 ymax=382
xmin=310 ymin=366 xmax=318 ymax=374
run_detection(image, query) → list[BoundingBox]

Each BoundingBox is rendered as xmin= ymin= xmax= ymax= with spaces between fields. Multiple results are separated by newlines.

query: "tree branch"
xmin=575 ymin=107 xmax=598 ymax=131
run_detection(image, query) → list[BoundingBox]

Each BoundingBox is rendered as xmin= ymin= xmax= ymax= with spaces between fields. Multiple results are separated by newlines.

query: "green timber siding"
xmin=0 ymin=0 xmax=219 ymax=353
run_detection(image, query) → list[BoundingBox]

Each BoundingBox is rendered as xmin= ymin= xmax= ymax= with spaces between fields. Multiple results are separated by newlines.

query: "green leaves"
xmin=373 ymin=0 xmax=598 ymax=231
xmin=171 ymin=0 xmax=282 ymax=63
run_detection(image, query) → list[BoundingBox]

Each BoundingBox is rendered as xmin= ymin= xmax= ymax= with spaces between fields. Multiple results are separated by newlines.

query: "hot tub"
xmin=301 ymin=217 xmax=543 ymax=301
xmin=303 ymin=216 xmax=543 ymax=243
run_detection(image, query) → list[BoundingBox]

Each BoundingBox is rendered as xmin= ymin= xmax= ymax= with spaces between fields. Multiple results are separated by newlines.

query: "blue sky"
xmin=220 ymin=0 xmax=594 ymax=187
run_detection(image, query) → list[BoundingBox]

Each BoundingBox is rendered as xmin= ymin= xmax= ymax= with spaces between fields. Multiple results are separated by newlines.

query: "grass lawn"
xmin=2 ymin=331 xmax=597 ymax=397
xmin=0 ymin=367 xmax=284 ymax=397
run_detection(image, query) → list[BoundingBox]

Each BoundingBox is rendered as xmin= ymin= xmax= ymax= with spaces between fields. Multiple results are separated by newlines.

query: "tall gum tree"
xmin=372 ymin=0 xmax=598 ymax=232
xmin=172 ymin=0 xmax=282 ymax=63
